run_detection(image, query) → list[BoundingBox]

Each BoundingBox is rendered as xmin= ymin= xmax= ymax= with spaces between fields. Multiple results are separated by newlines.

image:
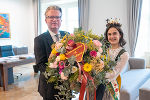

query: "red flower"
xmin=114 ymin=84 xmax=117 ymax=87
xmin=67 ymin=40 xmax=75 ymax=47
xmin=90 ymin=50 xmax=97 ymax=57
xmin=59 ymin=61 xmax=65 ymax=74
xmin=59 ymin=61 xmax=65 ymax=69
xmin=66 ymin=46 xmax=73 ymax=51
xmin=56 ymin=53 xmax=60 ymax=56
xmin=115 ymin=88 xmax=118 ymax=92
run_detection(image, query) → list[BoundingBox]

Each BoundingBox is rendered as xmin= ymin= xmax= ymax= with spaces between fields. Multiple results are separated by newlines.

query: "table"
xmin=0 ymin=54 xmax=35 ymax=91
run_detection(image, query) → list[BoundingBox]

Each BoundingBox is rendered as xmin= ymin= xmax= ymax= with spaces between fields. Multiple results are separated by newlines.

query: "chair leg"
xmin=33 ymin=65 xmax=39 ymax=73
xmin=14 ymin=73 xmax=22 ymax=79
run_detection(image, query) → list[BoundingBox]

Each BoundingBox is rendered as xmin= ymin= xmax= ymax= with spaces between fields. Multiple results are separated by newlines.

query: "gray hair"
xmin=45 ymin=5 xmax=62 ymax=17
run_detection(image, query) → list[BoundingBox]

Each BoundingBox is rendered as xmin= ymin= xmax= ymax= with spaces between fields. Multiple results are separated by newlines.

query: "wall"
xmin=0 ymin=0 xmax=130 ymax=54
xmin=0 ymin=0 xmax=35 ymax=53
xmin=89 ymin=0 xmax=130 ymax=53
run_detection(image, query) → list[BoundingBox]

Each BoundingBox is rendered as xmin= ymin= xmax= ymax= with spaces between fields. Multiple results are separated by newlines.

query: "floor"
xmin=0 ymin=63 xmax=140 ymax=100
xmin=0 ymin=63 xmax=79 ymax=100
xmin=0 ymin=63 xmax=42 ymax=100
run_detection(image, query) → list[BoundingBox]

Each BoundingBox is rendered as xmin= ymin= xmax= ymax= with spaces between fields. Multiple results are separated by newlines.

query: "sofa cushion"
xmin=121 ymin=69 xmax=150 ymax=100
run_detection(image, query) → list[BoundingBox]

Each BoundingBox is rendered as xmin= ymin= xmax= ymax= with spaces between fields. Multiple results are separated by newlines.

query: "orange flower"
xmin=60 ymin=54 xmax=66 ymax=60
xmin=51 ymin=48 xmax=57 ymax=54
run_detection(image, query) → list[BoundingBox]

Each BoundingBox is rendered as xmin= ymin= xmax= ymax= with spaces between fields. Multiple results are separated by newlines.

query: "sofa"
xmin=120 ymin=57 xmax=150 ymax=100
xmin=13 ymin=46 xmax=28 ymax=55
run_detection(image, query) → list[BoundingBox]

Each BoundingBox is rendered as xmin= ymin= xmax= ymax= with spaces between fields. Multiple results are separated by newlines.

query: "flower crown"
xmin=106 ymin=18 xmax=122 ymax=27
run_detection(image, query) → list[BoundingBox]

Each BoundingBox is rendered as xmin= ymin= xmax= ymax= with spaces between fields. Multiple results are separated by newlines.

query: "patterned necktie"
xmin=55 ymin=34 xmax=59 ymax=42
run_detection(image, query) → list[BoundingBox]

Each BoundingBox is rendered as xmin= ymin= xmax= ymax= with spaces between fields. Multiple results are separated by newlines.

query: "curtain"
xmin=127 ymin=0 xmax=143 ymax=57
xmin=32 ymin=0 xmax=40 ymax=37
xmin=135 ymin=0 xmax=150 ymax=68
xmin=78 ymin=0 xmax=89 ymax=32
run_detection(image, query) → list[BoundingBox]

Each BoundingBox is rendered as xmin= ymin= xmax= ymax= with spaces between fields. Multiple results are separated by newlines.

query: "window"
xmin=39 ymin=0 xmax=78 ymax=34
xmin=135 ymin=0 xmax=150 ymax=68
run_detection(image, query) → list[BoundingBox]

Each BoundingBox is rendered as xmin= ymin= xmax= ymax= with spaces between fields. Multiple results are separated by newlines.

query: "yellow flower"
xmin=100 ymin=55 xmax=106 ymax=59
xmin=83 ymin=35 xmax=89 ymax=39
xmin=51 ymin=48 xmax=57 ymax=54
xmin=51 ymin=44 xmax=55 ymax=49
xmin=83 ymin=63 xmax=92 ymax=72
xmin=104 ymin=55 xmax=106 ymax=59
xmin=61 ymin=35 xmax=67 ymax=43
xmin=60 ymin=54 xmax=66 ymax=60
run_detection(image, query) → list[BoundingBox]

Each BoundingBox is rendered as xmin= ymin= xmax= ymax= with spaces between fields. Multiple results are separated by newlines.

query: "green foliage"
xmin=49 ymin=55 xmax=57 ymax=63
xmin=57 ymin=46 xmax=66 ymax=54
xmin=63 ymin=66 xmax=71 ymax=76
xmin=45 ymin=67 xmax=59 ymax=83
xmin=54 ymin=80 xmax=75 ymax=100
xmin=83 ymin=50 xmax=92 ymax=63
xmin=86 ymin=30 xmax=101 ymax=40
xmin=68 ymin=56 xmax=76 ymax=65
xmin=93 ymin=70 xmax=106 ymax=85
xmin=108 ymin=60 xmax=117 ymax=67
xmin=46 ymin=67 xmax=58 ymax=76
xmin=43 ymin=28 xmax=116 ymax=100
xmin=69 ymin=70 xmax=79 ymax=83
xmin=47 ymin=76 xmax=58 ymax=83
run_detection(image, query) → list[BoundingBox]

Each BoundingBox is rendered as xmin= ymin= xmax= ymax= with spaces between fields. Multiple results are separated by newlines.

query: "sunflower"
xmin=83 ymin=63 xmax=92 ymax=72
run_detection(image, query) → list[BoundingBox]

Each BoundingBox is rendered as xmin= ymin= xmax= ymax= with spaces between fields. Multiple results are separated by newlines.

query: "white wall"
xmin=89 ymin=0 xmax=130 ymax=53
xmin=0 ymin=0 xmax=35 ymax=53
xmin=0 ymin=0 xmax=130 ymax=54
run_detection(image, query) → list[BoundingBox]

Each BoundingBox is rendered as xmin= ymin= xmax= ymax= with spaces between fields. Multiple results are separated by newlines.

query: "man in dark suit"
xmin=34 ymin=5 xmax=66 ymax=100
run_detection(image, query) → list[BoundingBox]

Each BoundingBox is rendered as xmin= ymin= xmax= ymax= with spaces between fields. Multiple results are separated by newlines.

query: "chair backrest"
xmin=0 ymin=45 xmax=15 ymax=57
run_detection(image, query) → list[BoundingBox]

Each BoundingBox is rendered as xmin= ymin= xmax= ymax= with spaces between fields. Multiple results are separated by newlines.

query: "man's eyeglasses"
xmin=46 ymin=16 xmax=61 ymax=20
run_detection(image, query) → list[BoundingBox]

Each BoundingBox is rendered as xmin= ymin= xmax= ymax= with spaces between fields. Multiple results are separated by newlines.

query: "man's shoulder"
xmin=60 ymin=30 xmax=70 ymax=37
xmin=35 ymin=31 xmax=49 ymax=40
xmin=60 ymin=30 xmax=69 ymax=34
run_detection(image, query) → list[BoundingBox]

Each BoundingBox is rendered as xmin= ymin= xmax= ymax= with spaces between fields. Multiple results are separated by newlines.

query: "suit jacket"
xmin=34 ymin=30 xmax=66 ymax=99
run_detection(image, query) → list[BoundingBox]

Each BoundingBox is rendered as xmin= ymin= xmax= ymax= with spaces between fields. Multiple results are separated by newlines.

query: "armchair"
xmin=0 ymin=45 xmax=14 ymax=86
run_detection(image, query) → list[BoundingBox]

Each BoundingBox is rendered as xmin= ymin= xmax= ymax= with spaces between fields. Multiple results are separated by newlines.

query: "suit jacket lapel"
xmin=45 ymin=31 xmax=68 ymax=47
xmin=45 ymin=31 xmax=54 ymax=47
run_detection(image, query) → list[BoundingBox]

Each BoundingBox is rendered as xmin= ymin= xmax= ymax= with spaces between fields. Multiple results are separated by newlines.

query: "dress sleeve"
xmin=105 ymin=52 xmax=129 ymax=81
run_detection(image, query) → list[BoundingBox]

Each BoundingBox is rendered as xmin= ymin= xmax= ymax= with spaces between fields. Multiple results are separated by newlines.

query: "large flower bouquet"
xmin=44 ymin=29 xmax=116 ymax=100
